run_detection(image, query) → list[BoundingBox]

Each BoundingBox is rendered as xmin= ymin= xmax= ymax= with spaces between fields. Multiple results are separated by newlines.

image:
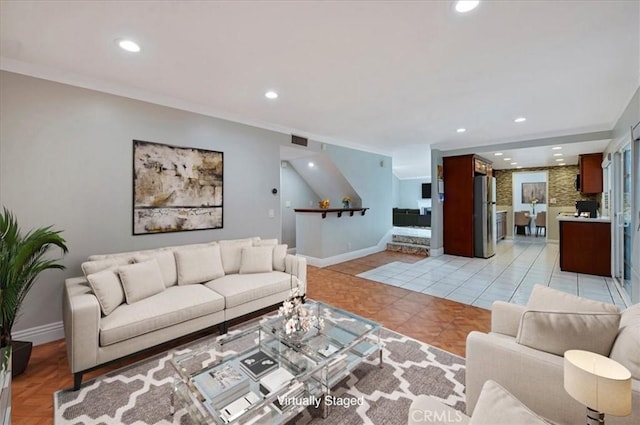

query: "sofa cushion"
xmin=239 ymin=246 xmax=273 ymax=274
xmin=610 ymin=303 xmax=640 ymax=380
xmin=134 ymin=250 xmax=177 ymax=287
xmin=100 ymin=285 xmax=225 ymax=346
xmin=86 ymin=268 xmax=124 ymax=316
xmin=273 ymin=244 xmax=287 ymax=272
xmin=527 ymin=284 xmax=619 ymax=313
xmin=118 ymin=259 xmax=166 ymax=304
xmin=204 ymin=271 xmax=294 ymax=309
xmin=469 ymin=380 xmax=550 ymax=425
xmin=219 ymin=240 xmax=254 ymax=274
xmin=81 ymin=257 xmax=131 ymax=277
xmin=516 ymin=310 xmax=621 ymax=357
xmin=174 ymin=245 xmax=225 ymax=285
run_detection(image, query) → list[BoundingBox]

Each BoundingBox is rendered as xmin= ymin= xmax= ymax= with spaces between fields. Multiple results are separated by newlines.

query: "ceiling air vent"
xmin=291 ymin=135 xmax=308 ymax=147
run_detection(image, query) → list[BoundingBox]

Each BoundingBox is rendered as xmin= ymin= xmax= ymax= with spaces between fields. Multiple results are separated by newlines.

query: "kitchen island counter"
xmin=558 ymin=216 xmax=610 ymax=276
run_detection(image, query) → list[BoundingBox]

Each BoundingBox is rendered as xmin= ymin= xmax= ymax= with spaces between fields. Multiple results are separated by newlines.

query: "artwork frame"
xmin=132 ymin=140 xmax=223 ymax=235
xmin=521 ymin=182 xmax=546 ymax=204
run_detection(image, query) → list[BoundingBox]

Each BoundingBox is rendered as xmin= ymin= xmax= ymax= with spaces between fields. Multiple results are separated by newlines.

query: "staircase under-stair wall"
xmin=386 ymin=234 xmax=430 ymax=256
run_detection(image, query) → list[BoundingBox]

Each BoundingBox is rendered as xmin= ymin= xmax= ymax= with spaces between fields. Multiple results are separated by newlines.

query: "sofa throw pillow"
xmin=239 ymin=246 xmax=274 ymax=274
xmin=527 ymin=284 xmax=619 ymax=313
xmin=81 ymin=257 xmax=131 ymax=277
xmin=174 ymin=245 xmax=225 ymax=285
xmin=118 ymin=259 xmax=166 ymax=304
xmin=516 ymin=310 xmax=621 ymax=357
xmin=133 ymin=250 xmax=178 ymax=287
xmin=273 ymin=244 xmax=288 ymax=272
xmin=610 ymin=303 xmax=640 ymax=380
xmin=219 ymin=240 xmax=253 ymax=274
xmin=469 ymin=380 xmax=550 ymax=425
xmin=86 ymin=267 xmax=125 ymax=316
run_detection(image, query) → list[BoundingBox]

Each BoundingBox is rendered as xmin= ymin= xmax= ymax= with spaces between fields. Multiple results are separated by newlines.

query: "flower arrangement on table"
xmin=342 ymin=196 xmax=351 ymax=208
xmin=278 ymin=287 xmax=324 ymax=337
xmin=319 ymin=199 xmax=330 ymax=209
xmin=530 ymin=199 xmax=538 ymax=214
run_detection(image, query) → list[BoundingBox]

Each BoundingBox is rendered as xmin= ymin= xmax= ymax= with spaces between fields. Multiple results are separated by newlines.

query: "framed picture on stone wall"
xmin=132 ymin=140 xmax=223 ymax=235
xmin=521 ymin=182 xmax=546 ymax=204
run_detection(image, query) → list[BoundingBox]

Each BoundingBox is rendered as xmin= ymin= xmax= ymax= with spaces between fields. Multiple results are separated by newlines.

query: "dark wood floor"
xmin=10 ymin=251 xmax=491 ymax=424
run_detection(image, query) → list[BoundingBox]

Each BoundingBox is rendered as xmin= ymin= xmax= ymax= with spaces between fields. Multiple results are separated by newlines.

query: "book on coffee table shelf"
xmin=193 ymin=363 xmax=250 ymax=410
xmin=239 ymin=350 xmax=278 ymax=380
xmin=271 ymin=382 xmax=305 ymax=414
xmin=259 ymin=367 xmax=296 ymax=395
xmin=218 ymin=391 xmax=260 ymax=423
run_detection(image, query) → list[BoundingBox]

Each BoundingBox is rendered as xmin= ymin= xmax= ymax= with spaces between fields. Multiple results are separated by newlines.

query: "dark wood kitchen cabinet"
xmin=443 ymin=154 xmax=492 ymax=257
xmin=579 ymin=153 xmax=603 ymax=194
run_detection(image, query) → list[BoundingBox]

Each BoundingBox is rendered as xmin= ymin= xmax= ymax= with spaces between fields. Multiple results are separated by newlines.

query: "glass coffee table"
xmin=170 ymin=301 xmax=382 ymax=424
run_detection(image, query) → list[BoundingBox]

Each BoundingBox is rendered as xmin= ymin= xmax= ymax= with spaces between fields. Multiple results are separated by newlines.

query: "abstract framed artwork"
xmin=133 ymin=140 xmax=223 ymax=235
xmin=521 ymin=182 xmax=546 ymax=204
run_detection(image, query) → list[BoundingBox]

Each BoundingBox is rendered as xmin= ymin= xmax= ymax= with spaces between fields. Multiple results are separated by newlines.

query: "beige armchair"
xmin=466 ymin=285 xmax=640 ymax=425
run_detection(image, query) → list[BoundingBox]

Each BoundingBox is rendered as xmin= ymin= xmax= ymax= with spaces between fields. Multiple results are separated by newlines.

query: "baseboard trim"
xmin=300 ymin=245 xmax=386 ymax=268
xmin=12 ymin=321 xmax=64 ymax=346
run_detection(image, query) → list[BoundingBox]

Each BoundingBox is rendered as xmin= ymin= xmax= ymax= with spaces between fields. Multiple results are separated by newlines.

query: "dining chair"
xmin=535 ymin=211 xmax=547 ymax=237
xmin=514 ymin=211 xmax=531 ymax=236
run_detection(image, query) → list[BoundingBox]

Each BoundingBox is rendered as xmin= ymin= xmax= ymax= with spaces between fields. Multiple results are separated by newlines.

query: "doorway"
xmin=512 ymin=171 xmax=549 ymax=239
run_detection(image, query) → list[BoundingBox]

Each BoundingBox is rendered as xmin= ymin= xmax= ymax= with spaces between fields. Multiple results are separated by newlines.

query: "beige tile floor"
xmin=359 ymin=238 xmax=627 ymax=310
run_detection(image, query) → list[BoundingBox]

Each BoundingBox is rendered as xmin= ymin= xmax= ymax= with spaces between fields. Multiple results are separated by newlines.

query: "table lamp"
xmin=564 ymin=350 xmax=632 ymax=425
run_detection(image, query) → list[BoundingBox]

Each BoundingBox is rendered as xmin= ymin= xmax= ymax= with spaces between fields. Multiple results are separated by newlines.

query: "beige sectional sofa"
xmin=63 ymin=237 xmax=306 ymax=390
xmin=466 ymin=285 xmax=640 ymax=425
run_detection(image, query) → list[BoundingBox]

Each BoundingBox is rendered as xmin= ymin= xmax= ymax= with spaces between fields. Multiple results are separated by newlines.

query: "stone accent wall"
xmin=494 ymin=166 xmax=600 ymax=208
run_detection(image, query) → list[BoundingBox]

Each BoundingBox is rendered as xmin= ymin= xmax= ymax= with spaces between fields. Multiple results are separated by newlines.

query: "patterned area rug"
xmin=54 ymin=319 xmax=466 ymax=425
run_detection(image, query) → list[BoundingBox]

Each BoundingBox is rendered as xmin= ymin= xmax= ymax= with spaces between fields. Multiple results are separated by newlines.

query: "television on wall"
xmin=422 ymin=183 xmax=432 ymax=199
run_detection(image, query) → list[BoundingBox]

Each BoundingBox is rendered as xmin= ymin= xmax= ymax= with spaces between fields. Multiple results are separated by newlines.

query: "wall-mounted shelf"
xmin=294 ymin=208 xmax=369 ymax=219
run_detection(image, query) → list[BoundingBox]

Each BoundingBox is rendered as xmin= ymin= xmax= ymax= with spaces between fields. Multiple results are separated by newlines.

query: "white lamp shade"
xmin=564 ymin=350 xmax=632 ymax=416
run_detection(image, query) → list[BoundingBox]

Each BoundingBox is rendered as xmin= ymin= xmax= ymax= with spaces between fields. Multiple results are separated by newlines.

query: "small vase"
xmin=343 ymin=202 xmax=350 ymax=208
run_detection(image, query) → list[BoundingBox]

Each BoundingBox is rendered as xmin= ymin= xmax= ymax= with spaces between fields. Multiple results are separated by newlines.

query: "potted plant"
xmin=0 ymin=208 xmax=68 ymax=379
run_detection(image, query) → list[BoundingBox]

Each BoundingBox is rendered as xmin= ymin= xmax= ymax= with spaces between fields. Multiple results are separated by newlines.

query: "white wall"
xmin=512 ymin=171 xmax=548 ymax=216
xmin=280 ymin=162 xmax=320 ymax=249
xmin=324 ymin=144 xmax=393 ymax=252
xmin=397 ymin=178 xmax=431 ymax=210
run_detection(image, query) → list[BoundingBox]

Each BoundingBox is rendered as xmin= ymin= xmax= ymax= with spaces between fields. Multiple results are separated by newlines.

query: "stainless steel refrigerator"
xmin=474 ymin=176 xmax=496 ymax=258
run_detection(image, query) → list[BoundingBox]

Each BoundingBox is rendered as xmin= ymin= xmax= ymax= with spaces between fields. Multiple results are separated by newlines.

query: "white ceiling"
xmin=1 ymin=1 xmax=638 ymax=179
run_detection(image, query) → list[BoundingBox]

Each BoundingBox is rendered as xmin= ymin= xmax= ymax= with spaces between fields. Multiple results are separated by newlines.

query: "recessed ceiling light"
xmin=308 ymin=162 xmax=314 ymax=168
xmin=456 ymin=128 xmax=466 ymax=133
xmin=552 ymin=146 xmax=562 ymax=150
xmin=265 ymin=91 xmax=279 ymax=100
xmin=455 ymin=0 xmax=480 ymax=13
xmin=511 ymin=162 xmax=517 ymax=165
xmin=555 ymin=158 xmax=564 ymax=162
xmin=494 ymin=152 xmax=503 ymax=156
xmin=516 ymin=166 xmax=523 ymax=169
xmin=117 ymin=39 xmax=141 ymax=53
xmin=514 ymin=117 xmax=527 ymax=123
xmin=503 ymin=157 xmax=512 ymax=161
xmin=559 ymin=163 xmax=566 ymax=166
xmin=553 ymin=153 xmax=563 ymax=157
